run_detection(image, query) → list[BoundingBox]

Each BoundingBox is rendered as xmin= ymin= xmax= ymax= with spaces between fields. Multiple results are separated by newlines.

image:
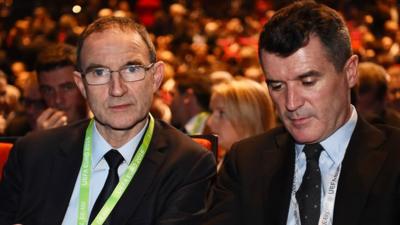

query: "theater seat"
xmin=190 ymin=134 xmax=218 ymax=162
xmin=0 ymin=143 xmax=12 ymax=179
xmin=0 ymin=137 xmax=18 ymax=179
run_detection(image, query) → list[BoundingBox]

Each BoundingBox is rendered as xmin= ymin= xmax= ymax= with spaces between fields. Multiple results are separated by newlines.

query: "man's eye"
xmin=125 ymin=65 xmax=140 ymax=74
xmin=93 ymin=68 xmax=108 ymax=76
xmin=40 ymin=86 xmax=54 ymax=95
xmin=301 ymin=78 xmax=316 ymax=86
xmin=268 ymin=82 xmax=283 ymax=91
xmin=61 ymin=82 xmax=76 ymax=91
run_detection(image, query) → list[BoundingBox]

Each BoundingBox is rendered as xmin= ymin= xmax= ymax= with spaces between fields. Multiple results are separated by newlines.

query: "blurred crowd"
xmin=0 ymin=0 xmax=400 ymax=159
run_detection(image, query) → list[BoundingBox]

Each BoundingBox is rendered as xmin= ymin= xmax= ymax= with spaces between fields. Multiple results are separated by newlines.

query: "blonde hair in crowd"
xmin=211 ymin=77 xmax=276 ymax=138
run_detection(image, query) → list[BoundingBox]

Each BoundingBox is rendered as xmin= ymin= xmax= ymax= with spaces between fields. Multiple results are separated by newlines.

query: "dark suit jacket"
xmin=204 ymin=117 xmax=400 ymax=225
xmin=0 ymin=119 xmax=216 ymax=225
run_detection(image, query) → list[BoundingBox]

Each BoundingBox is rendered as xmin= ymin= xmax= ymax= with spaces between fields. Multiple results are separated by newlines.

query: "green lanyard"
xmin=190 ymin=112 xmax=209 ymax=135
xmin=77 ymin=114 xmax=155 ymax=225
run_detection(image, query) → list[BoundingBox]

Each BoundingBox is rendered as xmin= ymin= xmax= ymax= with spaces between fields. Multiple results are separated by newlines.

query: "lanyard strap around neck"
xmin=77 ymin=114 xmax=155 ymax=225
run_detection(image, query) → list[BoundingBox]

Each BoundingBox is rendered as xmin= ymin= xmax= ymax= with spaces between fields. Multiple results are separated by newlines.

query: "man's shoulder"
xmin=235 ymin=126 xmax=288 ymax=150
xmin=150 ymin=119 xmax=216 ymax=181
xmin=369 ymin=122 xmax=400 ymax=141
xmin=225 ymin=126 xmax=290 ymax=163
xmin=153 ymin=119 xmax=214 ymax=157
xmin=356 ymin=115 xmax=400 ymax=137
xmin=350 ymin=116 xmax=400 ymax=151
xmin=24 ymin=119 xmax=88 ymax=140
xmin=15 ymin=119 xmax=89 ymax=152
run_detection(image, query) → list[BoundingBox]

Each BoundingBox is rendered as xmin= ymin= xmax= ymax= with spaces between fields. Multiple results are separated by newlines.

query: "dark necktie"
xmin=296 ymin=143 xmax=323 ymax=225
xmin=89 ymin=149 xmax=124 ymax=225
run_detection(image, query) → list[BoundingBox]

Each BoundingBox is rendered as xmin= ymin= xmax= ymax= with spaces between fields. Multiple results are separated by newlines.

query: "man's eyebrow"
xmin=265 ymin=79 xmax=281 ymax=84
xmin=84 ymin=63 xmax=106 ymax=73
xmin=265 ymin=72 xmax=280 ymax=84
xmin=297 ymin=70 xmax=321 ymax=80
xmin=265 ymin=70 xmax=322 ymax=84
xmin=84 ymin=60 xmax=146 ymax=73
xmin=124 ymin=60 xmax=144 ymax=66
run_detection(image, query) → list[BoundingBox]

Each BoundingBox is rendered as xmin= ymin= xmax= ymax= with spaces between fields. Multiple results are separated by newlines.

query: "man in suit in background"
xmin=205 ymin=1 xmax=400 ymax=225
xmin=0 ymin=16 xmax=215 ymax=225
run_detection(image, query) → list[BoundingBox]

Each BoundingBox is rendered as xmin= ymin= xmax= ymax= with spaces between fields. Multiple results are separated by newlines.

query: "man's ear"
xmin=73 ymin=71 xmax=87 ymax=99
xmin=152 ymin=61 xmax=165 ymax=92
xmin=344 ymin=54 xmax=359 ymax=88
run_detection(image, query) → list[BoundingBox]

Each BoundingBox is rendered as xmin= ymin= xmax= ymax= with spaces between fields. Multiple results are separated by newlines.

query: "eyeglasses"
xmin=82 ymin=63 xmax=155 ymax=85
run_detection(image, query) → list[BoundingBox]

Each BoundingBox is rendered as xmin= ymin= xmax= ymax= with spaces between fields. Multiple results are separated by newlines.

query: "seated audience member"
xmin=387 ymin=64 xmax=400 ymax=112
xmin=35 ymin=43 xmax=88 ymax=130
xmin=356 ymin=61 xmax=400 ymax=127
xmin=150 ymin=92 xmax=172 ymax=123
xmin=0 ymin=70 xmax=20 ymax=135
xmin=209 ymin=70 xmax=233 ymax=85
xmin=6 ymin=72 xmax=46 ymax=135
xmin=207 ymin=77 xmax=275 ymax=161
xmin=170 ymin=72 xmax=212 ymax=134
xmin=204 ymin=2 xmax=400 ymax=225
xmin=0 ymin=16 xmax=215 ymax=225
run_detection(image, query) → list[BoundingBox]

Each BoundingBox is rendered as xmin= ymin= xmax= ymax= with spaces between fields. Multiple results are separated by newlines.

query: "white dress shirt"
xmin=286 ymin=106 xmax=358 ymax=225
xmin=62 ymin=119 xmax=148 ymax=225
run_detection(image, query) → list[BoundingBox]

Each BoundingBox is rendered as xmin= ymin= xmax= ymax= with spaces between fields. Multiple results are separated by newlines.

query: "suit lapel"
xmin=263 ymin=129 xmax=295 ymax=225
xmin=113 ymin=120 xmax=168 ymax=224
xmin=42 ymin=121 xmax=88 ymax=225
xmin=333 ymin=117 xmax=388 ymax=225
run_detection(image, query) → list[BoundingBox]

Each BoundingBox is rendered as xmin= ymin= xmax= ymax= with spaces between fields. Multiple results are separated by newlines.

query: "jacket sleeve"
xmin=202 ymin=146 xmax=242 ymax=225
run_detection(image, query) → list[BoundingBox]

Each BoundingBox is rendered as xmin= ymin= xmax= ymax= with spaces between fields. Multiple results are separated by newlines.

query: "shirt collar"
xmin=295 ymin=105 xmax=358 ymax=165
xmin=91 ymin=118 xmax=149 ymax=169
xmin=184 ymin=111 xmax=209 ymax=135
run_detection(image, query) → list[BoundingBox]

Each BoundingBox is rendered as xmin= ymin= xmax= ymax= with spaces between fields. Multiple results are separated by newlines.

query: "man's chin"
xmin=287 ymin=127 xmax=320 ymax=144
xmin=94 ymin=117 xmax=147 ymax=131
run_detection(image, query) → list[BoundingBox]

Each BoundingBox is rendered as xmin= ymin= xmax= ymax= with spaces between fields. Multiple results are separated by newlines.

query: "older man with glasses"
xmin=0 ymin=16 xmax=216 ymax=225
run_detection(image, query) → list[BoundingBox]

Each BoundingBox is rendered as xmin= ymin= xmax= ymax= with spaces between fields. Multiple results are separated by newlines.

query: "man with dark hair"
xmin=170 ymin=72 xmax=212 ymax=134
xmin=205 ymin=1 xmax=400 ymax=225
xmin=356 ymin=61 xmax=400 ymax=127
xmin=387 ymin=65 xmax=400 ymax=112
xmin=35 ymin=43 xmax=88 ymax=130
xmin=0 ymin=16 xmax=215 ymax=225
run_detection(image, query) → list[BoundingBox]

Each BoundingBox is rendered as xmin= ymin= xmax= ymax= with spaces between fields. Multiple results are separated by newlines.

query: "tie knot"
xmin=104 ymin=149 xmax=124 ymax=170
xmin=303 ymin=143 xmax=323 ymax=161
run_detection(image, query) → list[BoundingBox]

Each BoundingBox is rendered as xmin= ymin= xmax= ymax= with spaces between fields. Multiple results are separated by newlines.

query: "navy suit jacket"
xmin=204 ymin=117 xmax=400 ymax=225
xmin=0 ymin=119 xmax=216 ymax=225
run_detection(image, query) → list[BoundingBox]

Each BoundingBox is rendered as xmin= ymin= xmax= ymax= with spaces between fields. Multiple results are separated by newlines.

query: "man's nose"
xmin=54 ymin=89 xmax=64 ymax=105
xmin=285 ymin=86 xmax=303 ymax=111
xmin=109 ymin=72 xmax=128 ymax=96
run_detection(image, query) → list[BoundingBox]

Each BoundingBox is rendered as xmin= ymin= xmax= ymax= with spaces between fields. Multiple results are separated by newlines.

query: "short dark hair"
xmin=357 ymin=62 xmax=388 ymax=101
xmin=76 ymin=16 xmax=157 ymax=72
xmin=258 ymin=1 xmax=352 ymax=72
xmin=174 ymin=72 xmax=212 ymax=111
xmin=35 ymin=43 xmax=76 ymax=74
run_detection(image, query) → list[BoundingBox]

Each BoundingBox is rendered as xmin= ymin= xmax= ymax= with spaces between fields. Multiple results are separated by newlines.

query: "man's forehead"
xmin=85 ymin=29 xmax=146 ymax=49
xmin=262 ymin=53 xmax=329 ymax=81
xmin=39 ymin=70 xmax=75 ymax=86
xmin=82 ymin=29 xmax=150 ymax=64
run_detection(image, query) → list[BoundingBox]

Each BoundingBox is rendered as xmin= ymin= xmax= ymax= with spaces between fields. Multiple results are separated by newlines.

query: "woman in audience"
xmin=207 ymin=77 xmax=276 ymax=162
